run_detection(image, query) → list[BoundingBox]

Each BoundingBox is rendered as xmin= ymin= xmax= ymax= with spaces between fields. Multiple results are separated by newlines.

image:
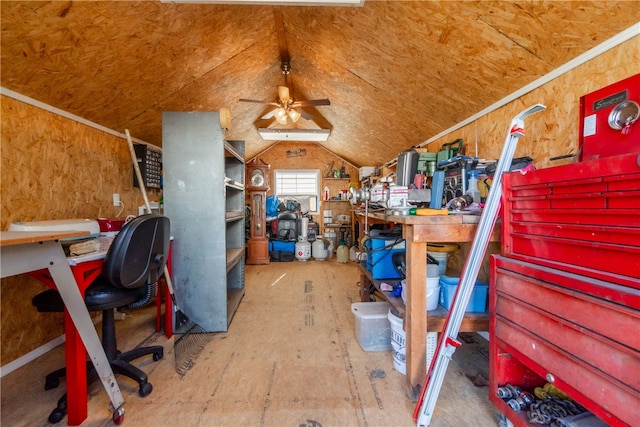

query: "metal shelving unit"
xmin=163 ymin=112 xmax=245 ymax=332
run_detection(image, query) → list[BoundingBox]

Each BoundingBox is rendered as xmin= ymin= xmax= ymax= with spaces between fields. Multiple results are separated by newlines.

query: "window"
xmin=274 ymin=169 xmax=319 ymax=214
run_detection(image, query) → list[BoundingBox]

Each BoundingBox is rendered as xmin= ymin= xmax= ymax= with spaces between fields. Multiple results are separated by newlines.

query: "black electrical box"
xmin=133 ymin=143 xmax=162 ymax=188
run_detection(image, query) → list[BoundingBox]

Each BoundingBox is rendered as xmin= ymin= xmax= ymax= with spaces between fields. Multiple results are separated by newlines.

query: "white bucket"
xmin=426 ymin=277 xmax=440 ymax=311
xmin=388 ymin=308 xmax=406 ymax=375
xmin=400 ymin=278 xmax=439 ymax=311
xmin=428 ymin=251 xmax=449 ymax=276
xmin=426 ymin=263 xmax=440 ymax=278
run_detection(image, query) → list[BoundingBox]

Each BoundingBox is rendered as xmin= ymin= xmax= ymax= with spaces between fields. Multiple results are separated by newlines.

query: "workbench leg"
xmin=404 ymin=225 xmax=428 ymax=398
xmin=359 ymin=267 xmax=371 ymax=302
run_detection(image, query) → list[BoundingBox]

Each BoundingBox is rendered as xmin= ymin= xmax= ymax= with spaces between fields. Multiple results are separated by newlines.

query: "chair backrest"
xmin=276 ymin=211 xmax=299 ymax=240
xmin=102 ymin=214 xmax=170 ymax=289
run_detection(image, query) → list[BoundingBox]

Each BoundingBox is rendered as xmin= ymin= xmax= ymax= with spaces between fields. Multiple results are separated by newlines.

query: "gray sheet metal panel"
xmin=163 ymin=111 xmax=231 ymax=332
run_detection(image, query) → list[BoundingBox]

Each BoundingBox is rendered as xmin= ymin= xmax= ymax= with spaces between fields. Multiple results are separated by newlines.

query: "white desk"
xmin=0 ymin=231 xmax=124 ymax=425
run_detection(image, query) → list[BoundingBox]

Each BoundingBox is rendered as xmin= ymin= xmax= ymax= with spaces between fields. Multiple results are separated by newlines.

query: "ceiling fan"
xmin=240 ymin=69 xmax=330 ymax=124
xmin=239 ymin=11 xmax=330 ymax=125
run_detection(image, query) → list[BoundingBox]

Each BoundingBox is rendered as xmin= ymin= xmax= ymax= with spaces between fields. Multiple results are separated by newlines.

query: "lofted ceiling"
xmin=1 ymin=1 xmax=638 ymax=167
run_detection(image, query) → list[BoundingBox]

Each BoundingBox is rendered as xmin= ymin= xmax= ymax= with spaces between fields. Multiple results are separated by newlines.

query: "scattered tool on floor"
xmin=413 ymin=104 xmax=547 ymax=426
xmin=125 ymin=129 xmax=211 ymax=375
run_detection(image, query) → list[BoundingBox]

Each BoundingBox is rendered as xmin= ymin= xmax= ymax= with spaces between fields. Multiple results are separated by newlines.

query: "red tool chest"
xmin=579 ymin=73 xmax=640 ymax=161
xmin=501 ymin=152 xmax=640 ymax=288
xmin=490 ymin=152 xmax=640 ymax=427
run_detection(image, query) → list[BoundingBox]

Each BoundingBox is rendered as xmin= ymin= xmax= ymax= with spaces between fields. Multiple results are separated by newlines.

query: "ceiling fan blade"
xmin=298 ymin=109 xmax=314 ymax=120
xmin=292 ymin=99 xmax=331 ymax=108
xmin=277 ymin=86 xmax=290 ymax=104
xmin=261 ymin=109 xmax=276 ymax=120
xmin=239 ymin=98 xmax=269 ymax=104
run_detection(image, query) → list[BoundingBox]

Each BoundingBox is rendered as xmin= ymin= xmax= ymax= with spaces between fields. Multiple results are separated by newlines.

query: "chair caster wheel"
xmin=152 ymin=350 xmax=164 ymax=361
xmin=112 ymin=406 xmax=125 ymax=425
xmin=44 ymin=377 xmax=59 ymax=390
xmin=48 ymin=394 xmax=67 ymax=423
xmin=48 ymin=407 xmax=66 ymax=424
xmin=139 ymin=382 xmax=153 ymax=397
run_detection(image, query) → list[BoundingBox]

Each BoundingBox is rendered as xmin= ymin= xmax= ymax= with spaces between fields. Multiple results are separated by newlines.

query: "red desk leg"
xmin=64 ymin=309 xmax=87 ymax=426
xmin=67 ymin=261 xmax=102 ymax=425
xmin=31 ymin=260 xmax=102 ymax=426
xmin=156 ymin=244 xmax=173 ymax=339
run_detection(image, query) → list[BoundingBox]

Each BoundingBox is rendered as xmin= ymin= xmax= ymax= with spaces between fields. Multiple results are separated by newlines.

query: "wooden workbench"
xmin=356 ymin=211 xmax=500 ymax=398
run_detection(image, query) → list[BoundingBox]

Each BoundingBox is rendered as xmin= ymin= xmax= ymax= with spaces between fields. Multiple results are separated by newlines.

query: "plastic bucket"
xmin=388 ymin=308 xmax=406 ymax=375
xmin=426 ymin=277 xmax=440 ymax=311
xmin=427 ymin=251 xmax=449 ymax=275
xmin=426 ymin=263 xmax=440 ymax=278
xmin=400 ymin=277 xmax=440 ymax=311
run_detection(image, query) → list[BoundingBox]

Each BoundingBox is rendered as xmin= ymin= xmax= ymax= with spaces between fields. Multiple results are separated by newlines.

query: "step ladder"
xmin=414 ymin=104 xmax=547 ymax=426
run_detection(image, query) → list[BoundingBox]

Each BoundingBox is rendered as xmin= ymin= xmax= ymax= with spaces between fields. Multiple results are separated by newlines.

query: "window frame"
xmin=273 ymin=169 xmax=320 ymax=215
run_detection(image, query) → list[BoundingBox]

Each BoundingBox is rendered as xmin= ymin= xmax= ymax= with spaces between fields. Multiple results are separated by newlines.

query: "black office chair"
xmin=32 ymin=214 xmax=170 ymax=424
xmin=275 ymin=211 xmax=299 ymax=240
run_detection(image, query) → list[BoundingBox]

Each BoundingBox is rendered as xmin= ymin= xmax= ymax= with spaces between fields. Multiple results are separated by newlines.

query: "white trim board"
xmin=0 ymin=314 xmax=104 ymax=377
xmin=0 ymin=335 xmax=65 ymax=378
xmin=0 ymin=87 xmax=153 ymax=147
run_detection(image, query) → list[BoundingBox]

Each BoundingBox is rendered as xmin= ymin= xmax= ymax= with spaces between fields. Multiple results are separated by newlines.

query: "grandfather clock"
xmin=246 ymin=159 xmax=271 ymax=265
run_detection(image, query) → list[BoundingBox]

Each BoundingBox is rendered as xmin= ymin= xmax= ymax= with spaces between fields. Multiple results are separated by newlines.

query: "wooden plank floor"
xmin=1 ymin=259 xmax=499 ymax=426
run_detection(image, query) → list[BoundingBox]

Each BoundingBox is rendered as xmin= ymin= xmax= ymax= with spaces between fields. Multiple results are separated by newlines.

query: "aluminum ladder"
xmin=414 ymin=104 xmax=547 ymax=426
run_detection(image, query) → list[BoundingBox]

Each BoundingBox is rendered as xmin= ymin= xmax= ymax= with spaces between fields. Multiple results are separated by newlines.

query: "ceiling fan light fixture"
xmin=288 ymin=109 xmax=301 ymax=122
xmin=274 ymin=107 xmax=288 ymax=124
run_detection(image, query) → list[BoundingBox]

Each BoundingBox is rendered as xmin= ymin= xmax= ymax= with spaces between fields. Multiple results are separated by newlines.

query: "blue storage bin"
xmin=365 ymin=237 xmax=405 ymax=279
xmin=439 ymin=276 xmax=488 ymax=312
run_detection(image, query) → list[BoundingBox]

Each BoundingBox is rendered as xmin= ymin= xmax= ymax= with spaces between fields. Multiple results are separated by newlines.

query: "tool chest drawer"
xmin=490 ymin=255 xmax=640 ymax=427
xmin=501 ymin=152 xmax=640 ymax=288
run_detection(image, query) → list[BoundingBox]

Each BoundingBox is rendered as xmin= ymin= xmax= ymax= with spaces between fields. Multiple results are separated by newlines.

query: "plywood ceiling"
xmin=1 ymin=1 xmax=638 ymax=167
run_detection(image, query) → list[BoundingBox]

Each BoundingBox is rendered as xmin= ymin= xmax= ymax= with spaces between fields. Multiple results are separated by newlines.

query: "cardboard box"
xmin=359 ymin=166 xmax=376 ymax=181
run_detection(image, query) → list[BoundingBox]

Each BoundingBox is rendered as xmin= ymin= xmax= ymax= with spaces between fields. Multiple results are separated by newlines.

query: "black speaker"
xmin=443 ymin=167 xmax=466 ymax=203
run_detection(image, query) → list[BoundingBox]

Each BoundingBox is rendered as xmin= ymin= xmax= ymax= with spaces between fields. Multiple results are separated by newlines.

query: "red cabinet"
xmin=490 ymin=152 xmax=640 ymax=426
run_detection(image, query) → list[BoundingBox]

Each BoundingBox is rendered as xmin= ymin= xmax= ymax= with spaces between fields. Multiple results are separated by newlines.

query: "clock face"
xmin=250 ymin=169 xmax=265 ymax=188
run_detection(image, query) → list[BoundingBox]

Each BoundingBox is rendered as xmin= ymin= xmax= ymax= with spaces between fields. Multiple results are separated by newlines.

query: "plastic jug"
xmin=337 ymin=244 xmax=349 ymax=263
xmin=466 ymin=170 xmax=481 ymax=203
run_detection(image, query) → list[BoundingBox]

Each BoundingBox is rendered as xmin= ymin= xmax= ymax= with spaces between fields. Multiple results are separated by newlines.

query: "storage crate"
xmin=351 ymin=302 xmax=392 ymax=351
xmin=365 ymin=237 xmax=405 ymax=279
xmin=439 ymin=276 xmax=488 ymax=312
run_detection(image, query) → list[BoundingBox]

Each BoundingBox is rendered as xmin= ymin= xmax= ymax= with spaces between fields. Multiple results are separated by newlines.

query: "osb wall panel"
xmin=1 ymin=95 xmax=152 ymax=364
xmin=254 ymin=142 xmax=358 ymax=227
xmin=425 ymin=37 xmax=640 ymax=170
xmin=256 ymin=142 xmax=358 ymax=193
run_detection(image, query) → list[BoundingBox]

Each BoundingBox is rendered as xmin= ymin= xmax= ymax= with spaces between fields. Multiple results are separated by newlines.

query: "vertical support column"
xmin=404 ymin=224 xmax=428 ymax=396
